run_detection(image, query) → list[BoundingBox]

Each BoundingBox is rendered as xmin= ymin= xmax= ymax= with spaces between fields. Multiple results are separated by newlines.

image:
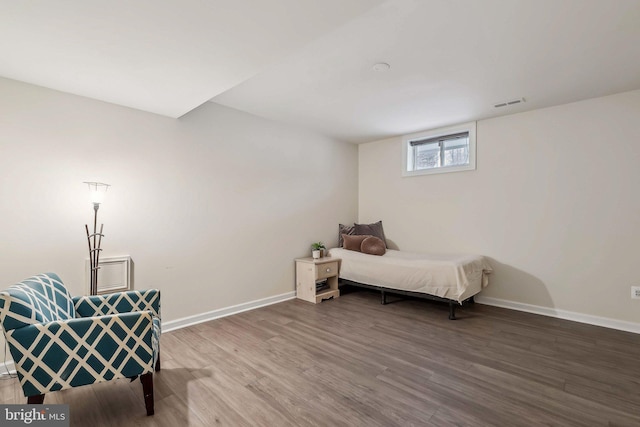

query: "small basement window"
xmin=402 ymin=121 xmax=476 ymax=176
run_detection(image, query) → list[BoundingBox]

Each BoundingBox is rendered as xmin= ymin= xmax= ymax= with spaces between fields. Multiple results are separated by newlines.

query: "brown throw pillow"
xmin=354 ymin=220 xmax=387 ymax=248
xmin=342 ymin=234 xmax=370 ymax=251
xmin=338 ymin=223 xmax=355 ymax=247
xmin=361 ymin=236 xmax=386 ymax=256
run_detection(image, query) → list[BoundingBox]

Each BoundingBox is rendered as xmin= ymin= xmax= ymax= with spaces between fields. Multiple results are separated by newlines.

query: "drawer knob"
xmin=326 ymin=268 xmax=331 ymax=272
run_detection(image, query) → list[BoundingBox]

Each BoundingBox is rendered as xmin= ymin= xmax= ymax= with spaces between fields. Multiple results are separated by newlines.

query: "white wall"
xmin=0 ymin=77 xmax=358 ymax=326
xmin=359 ymin=90 xmax=640 ymax=324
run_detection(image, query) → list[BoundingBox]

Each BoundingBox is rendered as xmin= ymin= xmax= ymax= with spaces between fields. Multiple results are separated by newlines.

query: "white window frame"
xmin=402 ymin=121 xmax=477 ymax=177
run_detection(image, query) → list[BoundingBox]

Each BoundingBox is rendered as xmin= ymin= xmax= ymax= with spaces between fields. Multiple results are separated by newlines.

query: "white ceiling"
xmin=0 ymin=0 xmax=384 ymax=117
xmin=2 ymin=0 xmax=640 ymax=143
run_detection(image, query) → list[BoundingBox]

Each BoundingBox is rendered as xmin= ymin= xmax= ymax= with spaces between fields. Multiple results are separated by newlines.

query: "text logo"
xmin=1 ymin=405 xmax=69 ymax=427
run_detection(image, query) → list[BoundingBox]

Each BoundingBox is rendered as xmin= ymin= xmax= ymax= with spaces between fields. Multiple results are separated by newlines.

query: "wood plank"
xmin=1 ymin=291 xmax=639 ymax=426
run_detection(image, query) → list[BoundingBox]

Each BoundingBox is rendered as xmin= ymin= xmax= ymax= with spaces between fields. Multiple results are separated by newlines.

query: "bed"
xmin=327 ymin=247 xmax=492 ymax=319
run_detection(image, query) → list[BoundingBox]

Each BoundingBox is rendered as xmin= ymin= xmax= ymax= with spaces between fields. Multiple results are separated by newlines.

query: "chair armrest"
xmin=73 ymin=289 xmax=160 ymax=319
xmin=6 ymin=311 xmax=155 ymax=396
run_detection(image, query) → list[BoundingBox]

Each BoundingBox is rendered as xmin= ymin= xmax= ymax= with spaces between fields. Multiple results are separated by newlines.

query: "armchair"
xmin=0 ymin=273 xmax=161 ymax=416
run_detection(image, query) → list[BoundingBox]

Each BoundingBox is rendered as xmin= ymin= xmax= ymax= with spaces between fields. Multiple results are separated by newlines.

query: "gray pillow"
xmin=354 ymin=221 xmax=387 ymax=248
xmin=338 ymin=223 xmax=355 ymax=247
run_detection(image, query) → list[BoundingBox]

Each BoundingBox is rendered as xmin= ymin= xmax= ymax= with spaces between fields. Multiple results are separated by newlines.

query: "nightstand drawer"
xmin=316 ymin=261 xmax=338 ymax=279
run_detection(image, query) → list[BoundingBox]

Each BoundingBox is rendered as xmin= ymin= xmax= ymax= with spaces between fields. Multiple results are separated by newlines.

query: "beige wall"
xmin=359 ymin=90 xmax=640 ymax=324
xmin=0 ymin=77 xmax=358 ymax=326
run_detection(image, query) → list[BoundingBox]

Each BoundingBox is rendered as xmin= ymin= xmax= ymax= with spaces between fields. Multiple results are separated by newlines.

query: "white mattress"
xmin=328 ymin=248 xmax=492 ymax=303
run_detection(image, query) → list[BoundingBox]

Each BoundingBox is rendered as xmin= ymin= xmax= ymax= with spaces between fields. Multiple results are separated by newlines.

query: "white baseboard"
xmin=1 ymin=291 xmax=296 ymax=375
xmin=475 ymin=296 xmax=640 ymax=334
xmin=162 ymin=291 xmax=296 ymax=333
xmin=0 ymin=359 xmax=16 ymax=376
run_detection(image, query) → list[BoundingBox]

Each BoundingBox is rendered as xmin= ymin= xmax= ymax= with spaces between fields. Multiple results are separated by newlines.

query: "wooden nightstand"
xmin=295 ymin=257 xmax=340 ymax=303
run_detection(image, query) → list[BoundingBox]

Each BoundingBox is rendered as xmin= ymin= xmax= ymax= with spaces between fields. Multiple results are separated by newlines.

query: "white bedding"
xmin=328 ymin=248 xmax=492 ymax=303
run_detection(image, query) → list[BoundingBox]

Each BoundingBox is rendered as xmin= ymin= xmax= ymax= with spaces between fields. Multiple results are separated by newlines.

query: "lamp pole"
xmin=84 ymin=182 xmax=109 ymax=295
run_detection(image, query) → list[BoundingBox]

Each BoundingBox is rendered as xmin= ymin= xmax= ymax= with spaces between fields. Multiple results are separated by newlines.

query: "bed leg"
xmin=381 ymin=290 xmax=387 ymax=305
xmin=448 ymin=302 xmax=457 ymax=320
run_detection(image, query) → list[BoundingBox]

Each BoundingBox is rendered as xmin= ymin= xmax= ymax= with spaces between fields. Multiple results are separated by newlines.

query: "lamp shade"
xmin=84 ymin=182 xmax=110 ymax=205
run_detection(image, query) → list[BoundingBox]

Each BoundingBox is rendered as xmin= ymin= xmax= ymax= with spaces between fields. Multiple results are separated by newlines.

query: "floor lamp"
xmin=84 ymin=182 xmax=110 ymax=295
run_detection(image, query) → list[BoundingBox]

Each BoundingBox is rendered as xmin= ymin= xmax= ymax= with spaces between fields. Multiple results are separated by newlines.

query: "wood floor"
xmin=2 ymin=289 xmax=640 ymax=426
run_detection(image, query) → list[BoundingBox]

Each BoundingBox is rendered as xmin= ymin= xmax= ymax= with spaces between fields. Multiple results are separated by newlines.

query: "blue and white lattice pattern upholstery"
xmin=0 ymin=274 xmax=160 ymax=398
xmin=73 ymin=290 xmax=160 ymax=319
xmin=0 ymin=273 xmax=75 ymax=331
xmin=73 ymin=290 xmax=161 ymax=367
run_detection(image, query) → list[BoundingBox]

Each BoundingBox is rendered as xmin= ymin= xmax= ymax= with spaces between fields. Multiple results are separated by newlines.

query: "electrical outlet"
xmin=632 ymin=286 xmax=640 ymax=299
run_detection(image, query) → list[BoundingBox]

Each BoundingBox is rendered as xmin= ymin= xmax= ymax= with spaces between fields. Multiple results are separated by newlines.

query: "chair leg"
xmin=27 ymin=394 xmax=44 ymax=404
xmin=140 ymin=372 xmax=154 ymax=416
xmin=155 ymin=351 xmax=161 ymax=372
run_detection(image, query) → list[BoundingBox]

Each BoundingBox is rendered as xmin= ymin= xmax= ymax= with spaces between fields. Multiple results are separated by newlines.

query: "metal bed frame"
xmin=339 ymin=278 xmax=474 ymax=320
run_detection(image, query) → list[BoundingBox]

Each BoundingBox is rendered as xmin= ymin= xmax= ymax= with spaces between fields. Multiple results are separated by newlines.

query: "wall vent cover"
xmin=494 ymin=98 xmax=526 ymax=108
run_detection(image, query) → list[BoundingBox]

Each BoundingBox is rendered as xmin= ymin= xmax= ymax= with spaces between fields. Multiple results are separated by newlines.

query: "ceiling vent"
xmin=494 ymin=97 xmax=526 ymax=108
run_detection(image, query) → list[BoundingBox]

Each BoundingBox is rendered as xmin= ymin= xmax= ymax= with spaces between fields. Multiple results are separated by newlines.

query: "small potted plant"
xmin=311 ymin=242 xmax=326 ymax=259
